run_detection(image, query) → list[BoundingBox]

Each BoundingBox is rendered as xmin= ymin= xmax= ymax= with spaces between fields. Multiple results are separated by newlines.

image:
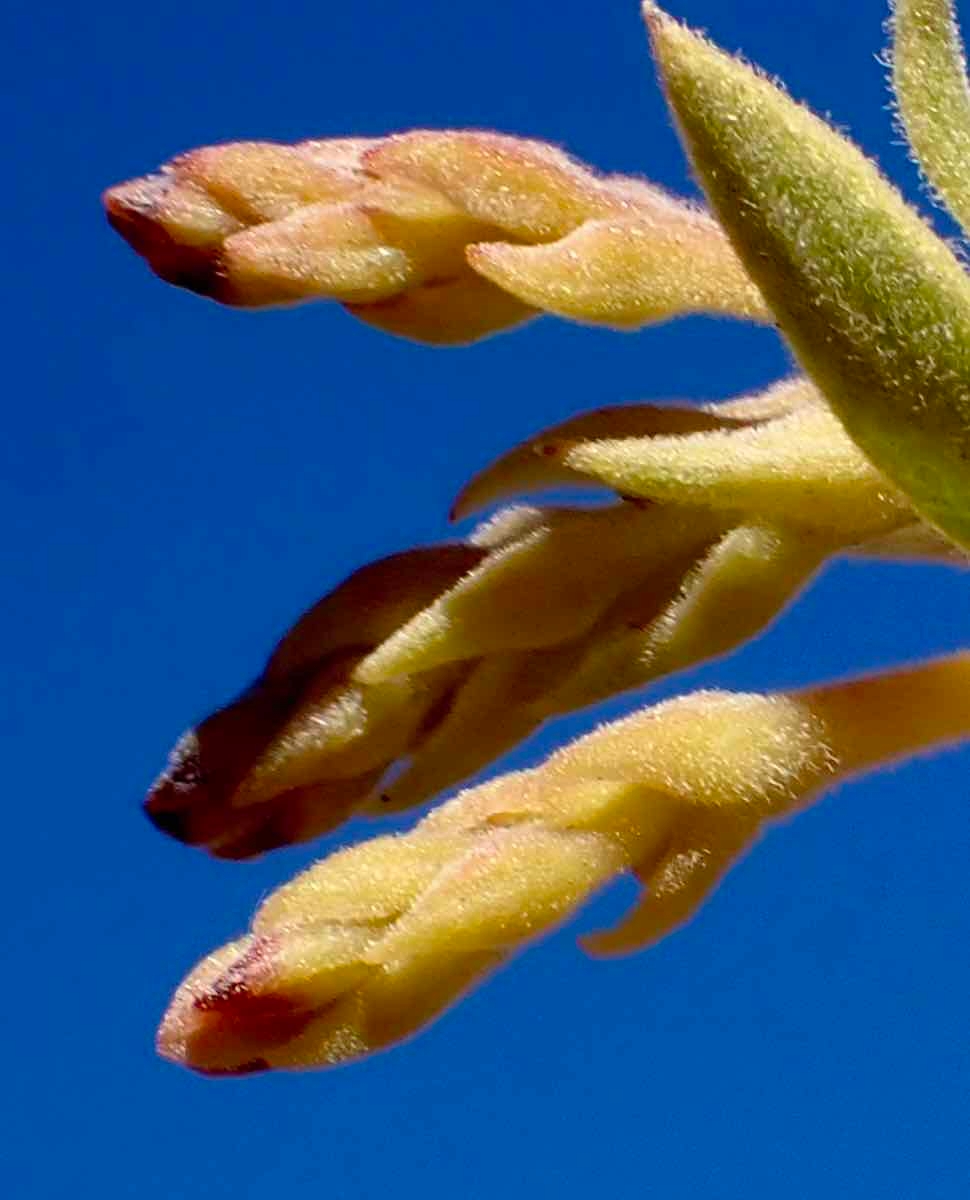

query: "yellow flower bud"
xmin=144 ymin=378 xmax=955 ymax=855
xmin=106 ymin=129 xmax=767 ymax=341
xmin=159 ymin=655 xmax=970 ymax=1073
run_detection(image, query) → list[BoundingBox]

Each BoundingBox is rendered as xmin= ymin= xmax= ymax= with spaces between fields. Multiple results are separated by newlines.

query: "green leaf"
xmin=645 ymin=2 xmax=970 ymax=549
xmin=891 ymin=0 xmax=970 ymax=233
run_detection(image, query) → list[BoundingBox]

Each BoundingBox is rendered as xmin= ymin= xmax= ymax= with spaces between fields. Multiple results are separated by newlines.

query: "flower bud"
xmin=106 ymin=130 xmax=768 ymax=341
xmin=159 ymin=654 xmax=970 ymax=1072
xmin=144 ymin=380 xmax=947 ymax=855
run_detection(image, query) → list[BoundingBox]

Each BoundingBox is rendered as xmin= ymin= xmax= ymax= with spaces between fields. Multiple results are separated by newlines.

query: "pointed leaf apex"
xmin=642 ymin=3 xmax=683 ymax=46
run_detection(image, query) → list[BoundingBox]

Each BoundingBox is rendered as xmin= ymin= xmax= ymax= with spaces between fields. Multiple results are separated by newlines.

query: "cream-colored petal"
xmin=347 ymin=270 xmax=538 ymax=345
xmin=452 ymin=402 xmax=750 ymax=521
xmin=354 ymin=505 xmax=713 ymax=682
xmin=560 ymin=405 xmax=911 ymax=537
xmin=365 ymin=130 xmax=618 ymax=240
xmin=171 ymin=141 xmax=368 ymax=222
xmin=468 ymin=214 xmax=768 ymax=327
xmin=583 ymin=809 xmax=759 ymax=957
xmin=266 ymin=544 xmax=485 ymax=681
xmin=221 ymin=201 xmax=413 ymax=305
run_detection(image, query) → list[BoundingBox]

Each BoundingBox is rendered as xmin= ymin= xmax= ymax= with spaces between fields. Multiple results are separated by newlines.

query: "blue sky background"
xmin=7 ymin=0 xmax=970 ymax=1195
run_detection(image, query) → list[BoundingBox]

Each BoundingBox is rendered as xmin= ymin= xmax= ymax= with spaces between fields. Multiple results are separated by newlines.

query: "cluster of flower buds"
xmin=145 ymin=374 xmax=959 ymax=859
xmin=103 ymin=129 xmax=768 ymax=343
xmin=158 ymin=653 xmax=970 ymax=1073
xmin=108 ymin=0 xmax=970 ymax=1073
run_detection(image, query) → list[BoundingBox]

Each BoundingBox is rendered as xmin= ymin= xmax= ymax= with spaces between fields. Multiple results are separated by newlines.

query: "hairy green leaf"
xmin=891 ymin=0 xmax=970 ymax=233
xmin=645 ymin=2 xmax=970 ymax=549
